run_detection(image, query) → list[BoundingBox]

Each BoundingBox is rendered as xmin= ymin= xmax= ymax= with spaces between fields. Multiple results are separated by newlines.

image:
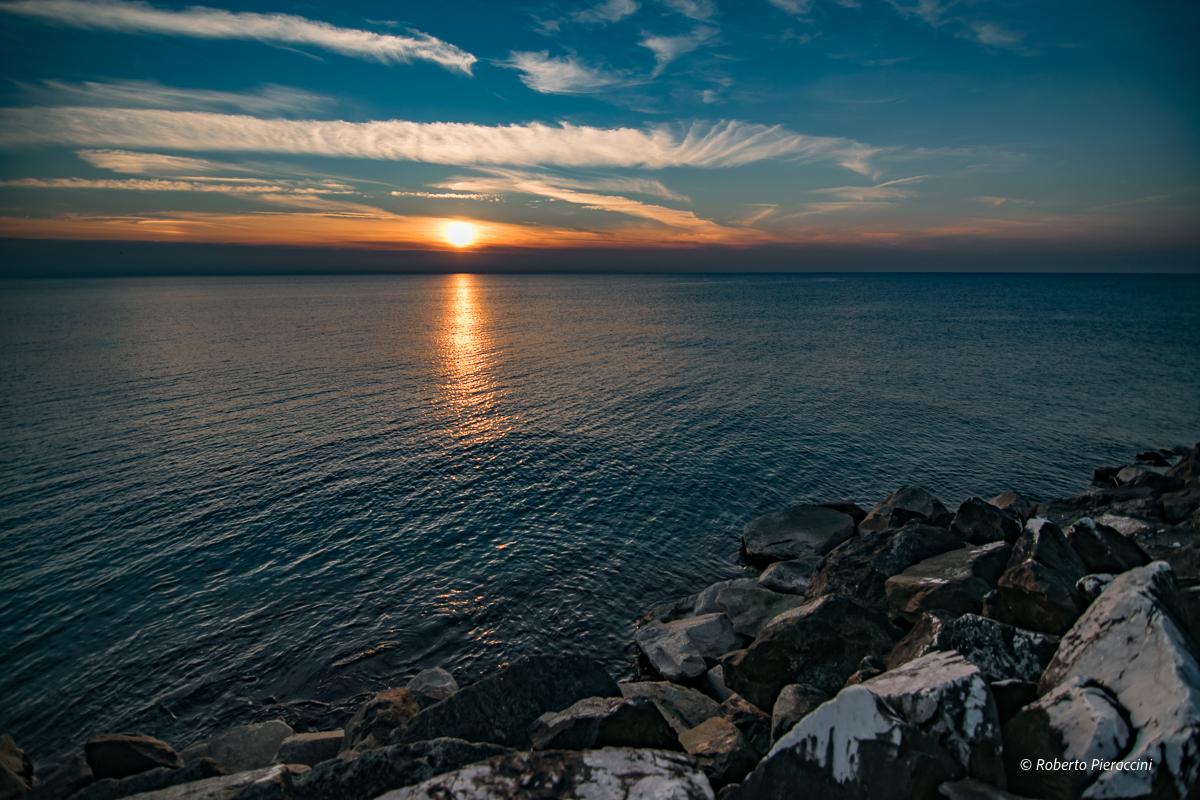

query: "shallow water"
xmin=1 ymin=273 xmax=1197 ymax=764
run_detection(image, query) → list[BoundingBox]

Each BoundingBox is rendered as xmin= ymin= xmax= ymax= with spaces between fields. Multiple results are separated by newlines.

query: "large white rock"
xmin=374 ymin=748 xmax=714 ymax=800
xmin=1038 ymin=561 xmax=1200 ymax=799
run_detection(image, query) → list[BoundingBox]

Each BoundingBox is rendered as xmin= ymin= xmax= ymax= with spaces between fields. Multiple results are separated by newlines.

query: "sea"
xmin=1 ymin=272 xmax=1198 ymax=766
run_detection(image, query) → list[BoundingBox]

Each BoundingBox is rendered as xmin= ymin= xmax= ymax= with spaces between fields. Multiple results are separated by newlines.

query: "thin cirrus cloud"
xmin=23 ymin=80 xmax=331 ymax=117
xmin=75 ymin=149 xmax=261 ymax=176
xmin=0 ymin=0 xmax=476 ymax=74
xmin=658 ymin=0 xmax=717 ymax=22
xmin=501 ymin=51 xmax=634 ymax=94
xmin=0 ymin=177 xmax=354 ymax=194
xmin=0 ymin=107 xmax=881 ymax=173
xmin=641 ymin=25 xmax=717 ymax=73
xmin=959 ymin=21 xmax=1024 ymax=48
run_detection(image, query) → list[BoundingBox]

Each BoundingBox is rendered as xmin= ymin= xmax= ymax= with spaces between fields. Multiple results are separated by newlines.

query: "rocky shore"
xmin=4 ymin=444 xmax=1199 ymax=800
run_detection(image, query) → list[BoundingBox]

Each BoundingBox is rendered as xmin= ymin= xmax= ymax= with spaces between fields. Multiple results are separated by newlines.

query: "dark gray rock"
xmin=720 ymin=594 xmax=903 ymax=709
xmin=989 ymin=492 xmax=1035 ymax=522
xmin=1038 ymin=562 xmax=1200 ymax=799
xmin=983 ymin=518 xmax=1088 ymax=636
xmin=715 ymin=694 xmax=771 ymax=757
xmin=1092 ymin=513 xmax=1196 ymax=568
xmin=1065 ymin=517 xmax=1151 ymax=574
xmin=1166 ymin=443 xmax=1200 ymax=482
xmin=0 ymin=736 xmax=33 ymax=800
xmin=713 ymin=585 xmax=807 ymax=637
xmin=742 ymin=505 xmax=857 ymax=564
xmin=292 ymin=739 xmax=511 ymax=800
xmin=84 ymin=734 xmax=184 ymax=782
xmin=885 ymin=542 xmax=1012 ymax=622
xmin=22 ymin=754 xmax=91 ymax=800
xmin=1119 ymin=464 xmax=1185 ymax=493
xmin=527 ymin=697 xmax=679 ymax=751
xmin=180 ymin=721 xmax=294 ymax=772
xmin=757 ymin=558 xmax=819 ymax=596
xmin=373 ymin=748 xmax=713 ymax=800
xmin=1003 ymin=678 xmax=1131 ymax=800
xmin=703 ymin=666 xmax=735 ymax=703
xmin=951 ymin=614 xmax=1060 ymax=684
xmin=885 ymin=611 xmax=955 ymax=670
xmin=1076 ymin=573 xmax=1116 ymax=603
xmin=807 ymin=522 xmax=965 ymax=610
xmin=770 ymin=684 xmax=830 ymax=746
xmin=694 ymin=578 xmax=758 ymax=616
xmin=105 ymin=765 xmax=308 ymax=800
xmin=341 ymin=690 xmax=435 ymax=754
xmin=819 ymin=501 xmax=868 ymax=526
xmin=273 ymin=732 xmax=343 ymax=768
xmin=951 ymin=499 xmax=1023 ymax=545
xmin=1137 ymin=451 xmax=1171 ymax=467
xmin=69 ymin=759 xmax=227 ymax=800
xmin=1162 ymin=488 xmax=1200 ymax=524
xmin=617 ymin=681 xmax=722 ymax=735
xmin=842 ymin=655 xmax=887 ymax=687
xmin=678 ymin=717 xmax=759 ymax=788
xmin=939 ymin=778 xmax=1034 ymax=800
xmin=406 ymin=668 xmax=458 ymax=698
xmin=860 ymin=487 xmax=950 ymax=532
xmin=640 ymin=593 xmax=700 ymax=626
xmin=389 ymin=654 xmax=619 ymax=749
xmin=989 ymin=680 xmax=1038 ymax=728
xmin=637 ymin=614 xmax=743 ymax=682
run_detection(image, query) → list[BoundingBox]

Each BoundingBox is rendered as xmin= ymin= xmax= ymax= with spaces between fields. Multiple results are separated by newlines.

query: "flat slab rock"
xmin=528 ymin=697 xmax=679 ymax=751
xmin=181 ymin=721 xmax=294 ymax=773
xmin=860 ymin=487 xmax=950 ymax=532
xmin=71 ymin=759 xmax=227 ymax=800
xmin=86 ymin=733 xmax=185 ymax=782
xmin=1038 ymin=561 xmax=1200 ymax=799
xmin=757 ymin=559 xmax=819 ymax=596
xmin=116 ymin=764 xmax=309 ymax=800
xmin=388 ymin=654 xmax=619 ymax=749
xmin=984 ymin=518 xmax=1088 ymax=636
xmin=885 ymin=542 xmax=1011 ymax=621
xmin=636 ymin=614 xmax=741 ymax=682
xmin=742 ymin=505 xmax=856 ymax=563
xmin=373 ymin=749 xmax=715 ymax=800
xmin=618 ymin=682 xmax=721 ymax=735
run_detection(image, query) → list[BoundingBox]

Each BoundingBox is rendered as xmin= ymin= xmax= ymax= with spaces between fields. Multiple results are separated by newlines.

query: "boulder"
xmin=406 ymin=668 xmax=458 ymax=698
xmin=22 ymin=754 xmax=91 ymax=800
xmin=770 ymin=684 xmax=830 ymax=746
xmin=1136 ymin=451 xmax=1171 ymax=467
xmin=1038 ymin=562 xmax=1200 ymax=799
xmin=389 ymin=655 xmax=619 ymax=749
xmin=939 ymin=778 xmax=1035 ymax=799
xmin=983 ymin=518 xmax=1088 ymax=636
xmin=885 ymin=542 xmax=1012 ymax=622
xmin=989 ymin=491 xmax=1035 ymax=521
xmin=989 ymin=680 xmax=1038 ymax=728
xmin=1166 ymin=443 xmax=1200 ymax=481
xmin=951 ymin=499 xmax=1023 ymax=545
xmin=819 ymin=501 xmax=868 ymax=526
xmin=69 ymin=759 xmax=227 ymax=800
xmin=1093 ymin=513 xmax=1195 ymax=566
xmin=84 ymin=734 xmax=184 ymax=781
xmin=756 ymin=558 xmax=819 ymax=596
xmin=734 ymin=651 xmax=1003 ymax=799
xmin=1030 ymin=486 xmax=1158 ymax=531
xmin=1003 ymin=678 xmax=1130 ymax=800
xmin=703 ymin=667 xmax=734 ymax=703
xmin=886 ymin=611 xmax=955 ymax=670
xmin=1118 ymin=464 xmax=1185 ymax=493
xmin=341 ymin=689 xmax=434 ymax=753
xmin=0 ymin=736 xmax=33 ymax=800
xmin=1162 ymin=487 xmax=1200 ymax=524
xmin=1064 ymin=518 xmax=1151 ymax=574
xmin=678 ymin=717 xmax=759 ymax=788
xmin=637 ymin=614 xmax=742 ymax=682
xmin=292 ymin=739 xmax=510 ymax=800
xmin=273 ymin=732 xmax=344 ymax=768
xmin=373 ymin=748 xmax=714 ymax=800
xmin=1076 ymin=573 xmax=1116 ymax=603
xmin=742 ymin=505 xmax=856 ymax=564
xmin=842 ymin=655 xmax=887 ymax=687
xmin=694 ymin=579 xmax=758 ymax=616
xmin=713 ymin=586 xmax=807 ymax=637
xmin=527 ymin=697 xmax=679 ymax=751
xmin=640 ymin=593 xmax=701 ymax=626
xmin=860 ymin=487 xmax=950 ymax=532
xmin=180 ymin=721 xmax=293 ymax=773
xmin=950 ymin=614 xmax=1060 ymax=684
xmin=109 ymin=764 xmax=308 ymax=800
xmin=714 ymin=694 xmax=771 ymax=756
xmin=618 ymin=682 xmax=722 ymax=735
xmin=720 ymin=594 xmax=903 ymax=709
xmin=806 ymin=522 xmax=965 ymax=609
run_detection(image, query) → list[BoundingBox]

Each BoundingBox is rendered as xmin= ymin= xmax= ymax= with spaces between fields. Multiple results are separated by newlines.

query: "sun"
xmin=446 ymin=221 xmax=475 ymax=248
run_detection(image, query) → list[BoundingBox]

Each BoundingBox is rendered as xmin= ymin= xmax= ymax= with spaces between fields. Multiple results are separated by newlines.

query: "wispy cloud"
xmin=1 ymin=108 xmax=880 ymax=172
xmin=973 ymin=196 xmax=1033 ymax=207
xmin=640 ymin=25 xmax=717 ymax=73
xmin=391 ymin=190 xmax=502 ymax=201
xmin=440 ymin=169 xmax=689 ymax=201
xmin=885 ymin=0 xmax=956 ymax=26
xmin=0 ymin=0 xmax=476 ymax=74
xmin=811 ymin=175 xmax=926 ymax=202
xmin=659 ymin=0 xmax=717 ymax=22
xmin=959 ymin=21 xmax=1024 ymax=48
xmin=0 ymin=177 xmax=354 ymax=194
xmin=501 ymin=51 xmax=634 ymax=94
xmin=574 ymin=0 xmax=640 ymax=24
xmin=75 ymin=149 xmax=258 ymax=176
xmin=765 ymin=0 xmax=813 ymax=17
xmin=19 ymin=80 xmax=331 ymax=117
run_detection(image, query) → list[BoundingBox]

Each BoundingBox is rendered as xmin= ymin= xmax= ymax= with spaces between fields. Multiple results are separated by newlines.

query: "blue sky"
xmin=0 ymin=0 xmax=1196 ymax=263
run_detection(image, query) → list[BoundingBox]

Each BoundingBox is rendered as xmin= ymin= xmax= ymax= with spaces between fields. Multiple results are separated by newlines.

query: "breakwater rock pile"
xmin=4 ymin=444 xmax=1200 ymax=800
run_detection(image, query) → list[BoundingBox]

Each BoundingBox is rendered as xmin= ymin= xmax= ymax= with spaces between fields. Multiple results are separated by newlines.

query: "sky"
xmin=0 ymin=0 xmax=1197 ymax=271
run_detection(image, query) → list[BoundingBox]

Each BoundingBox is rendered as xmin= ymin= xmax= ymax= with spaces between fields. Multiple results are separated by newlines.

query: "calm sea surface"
xmin=2 ymin=273 xmax=1198 ymax=763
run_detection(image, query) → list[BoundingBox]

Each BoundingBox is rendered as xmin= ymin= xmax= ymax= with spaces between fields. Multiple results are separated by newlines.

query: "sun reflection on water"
xmin=438 ymin=274 xmax=509 ymax=444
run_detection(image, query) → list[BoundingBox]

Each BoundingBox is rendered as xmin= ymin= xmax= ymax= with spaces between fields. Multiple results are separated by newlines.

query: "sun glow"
xmin=446 ymin=221 xmax=475 ymax=247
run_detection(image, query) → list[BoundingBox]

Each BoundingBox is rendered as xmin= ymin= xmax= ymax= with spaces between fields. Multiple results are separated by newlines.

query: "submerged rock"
xmin=389 ymin=654 xmax=620 ymax=749
xmin=527 ymin=696 xmax=679 ymax=751
xmin=742 ymin=505 xmax=857 ymax=564
xmin=181 ymin=720 xmax=294 ymax=772
xmin=1038 ymin=562 xmax=1200 ymax=799
xmin=373 ymin=748 xmax=714 ymax=800
xmin=720 ymin=594 xmax=903 ymax=709
xmin=85 ymin=733 xmax=184 ymax=782
xmin=860 ymin=487 xmax=951 ymax=532
xmin=406 ymin=668 xmax=458 ymax=698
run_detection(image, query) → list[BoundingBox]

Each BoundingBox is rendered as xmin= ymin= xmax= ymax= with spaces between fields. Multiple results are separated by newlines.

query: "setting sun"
xmin=446 ymin=221 xmax=475 ymax=248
